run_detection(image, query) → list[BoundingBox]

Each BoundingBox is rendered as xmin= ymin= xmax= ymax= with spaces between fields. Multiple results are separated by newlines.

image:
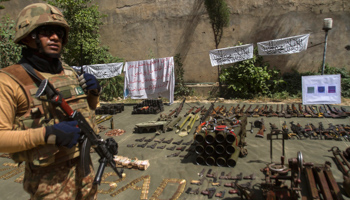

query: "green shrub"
xmin=320 ymin=64 xmax=350 ymax=98
xmin=219 ymin=48 xmax=284 ymax=99
xmin=0 ymin=16 xmax=21 ymax=69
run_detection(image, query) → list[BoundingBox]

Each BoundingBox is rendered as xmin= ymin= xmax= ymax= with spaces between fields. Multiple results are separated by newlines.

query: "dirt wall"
xmin=1 ymin=0 xmax=349 ymax=83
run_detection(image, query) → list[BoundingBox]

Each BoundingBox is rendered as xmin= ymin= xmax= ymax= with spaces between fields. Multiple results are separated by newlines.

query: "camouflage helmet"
xmin=14 ymin=3 xmax=70 ymax=45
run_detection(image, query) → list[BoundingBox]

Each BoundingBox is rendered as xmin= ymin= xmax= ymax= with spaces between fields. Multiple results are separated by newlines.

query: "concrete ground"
xmin=0 ymin=102 xmax=349 ymax=199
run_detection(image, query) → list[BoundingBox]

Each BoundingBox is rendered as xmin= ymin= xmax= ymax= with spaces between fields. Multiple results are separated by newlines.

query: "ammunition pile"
xmin=132 ymin=99 xmax=164 ymax=114
xmin=95 ymin=103 xmax=124 ymax=115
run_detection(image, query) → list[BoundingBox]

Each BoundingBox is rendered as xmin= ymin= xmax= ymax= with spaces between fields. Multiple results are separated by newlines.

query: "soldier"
xmin=0 ymin=3 xmax=100 ymax=199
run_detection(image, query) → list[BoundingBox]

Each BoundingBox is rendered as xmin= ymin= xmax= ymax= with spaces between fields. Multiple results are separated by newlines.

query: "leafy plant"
xmin=0 ymin=15 xmax=21 ymax=69
xmin=320 ymin=64 xmax=350 ymax=98
xmin=99 ymin=75 xmax=124 ymax=101
xmin=174 ymin=53 xmax=193 ymax=99
xmin=220 ymin=47 xmax=284 ymax=99
xmin=204 ymin=0 xmax=230 ymax=49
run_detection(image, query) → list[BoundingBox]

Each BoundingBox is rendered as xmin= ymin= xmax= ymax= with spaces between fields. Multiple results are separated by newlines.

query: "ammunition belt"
xmin=110 ymin=175 xmax=150 ymax=199
xmin=149 ymin=178 xmax=186 ymax=200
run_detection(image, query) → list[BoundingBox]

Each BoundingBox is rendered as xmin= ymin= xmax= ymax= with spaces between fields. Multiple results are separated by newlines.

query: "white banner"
xmin=124 ymin=57 xmax=174 ymax=104
xmin=72 ymin=62 xmax=124 ymax=79
xmin=209 ymin=44 xmax=254 ymax=66
xmin=257 ymin=34 xmax=310 ymax=55
xmin=302 ymin=74 xmax=341 ymax=105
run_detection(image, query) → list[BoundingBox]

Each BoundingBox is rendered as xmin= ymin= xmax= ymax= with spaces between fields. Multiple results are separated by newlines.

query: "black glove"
xmin=78 ymin=73 xmax=101 ymax=93
xmin=45 ymin=121 xmax=81 ymax=148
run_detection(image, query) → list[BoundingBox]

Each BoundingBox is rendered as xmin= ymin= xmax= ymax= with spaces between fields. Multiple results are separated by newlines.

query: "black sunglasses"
xmin=37 ymin=26 xmax=65 ymax=39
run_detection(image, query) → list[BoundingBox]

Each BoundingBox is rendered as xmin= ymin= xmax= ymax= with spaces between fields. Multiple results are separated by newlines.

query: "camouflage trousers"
xmin=23 ymin=160 xmax=97 ymax=200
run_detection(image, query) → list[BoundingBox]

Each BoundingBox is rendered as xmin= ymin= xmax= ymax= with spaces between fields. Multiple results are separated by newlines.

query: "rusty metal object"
xmin=329 ymin=146 xmax=350 ymax=197
xmin=304 ymin=164 xmax=320 ymax=200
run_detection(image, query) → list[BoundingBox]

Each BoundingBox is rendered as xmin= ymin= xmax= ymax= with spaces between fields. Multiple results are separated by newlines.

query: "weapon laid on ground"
xmin=245 ymin=105 xmax=253 ymax=115
xmin=255 ymin=118 xmax=265 ymax=138
xmin=278 ymin=104 xmax=285 ymax=117
xmin=299 ymin=103 xmax=311 ymax=118
xmin=174 ymin=98 xmax=186 ymax=118
xmin=184 ymin=107 xmax=195 ymax=117
xmin=328 ymin=146 xmax=350 ymax=197
xmin=251 ymin=105 xmax=260 ymax=117
xmin=36 ymin=79 xmax=124 ymax=184
xmin=200 ymin=98 xmax=218 ymax=123
xmin=266 ymin=105 xmax=278 ymax=117
xmin=292 ymin=104 xmax=303 ymax=117
xmin=290 ymin=121 xmax=305 ymax=139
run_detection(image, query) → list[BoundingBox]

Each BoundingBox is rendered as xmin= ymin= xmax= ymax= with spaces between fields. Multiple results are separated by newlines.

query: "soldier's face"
xmin=37 ymin=25 xmax=64 ymax=55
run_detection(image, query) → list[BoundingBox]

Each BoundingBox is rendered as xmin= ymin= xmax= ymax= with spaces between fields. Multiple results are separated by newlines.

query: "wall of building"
xmin=1 ymin=0 xmax=349 ymax=84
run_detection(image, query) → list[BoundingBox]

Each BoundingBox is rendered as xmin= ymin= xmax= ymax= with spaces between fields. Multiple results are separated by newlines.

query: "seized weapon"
xmin=175 ymin=114 xmax=192 ymax=134
xmin=166 ymin=151 xmax=181 ymax=157
xmin=186 ymin=114 xmax=199 ymax=135
xmin=245 ymin=105 xmax=252 ymax=114
xmin=184 ymin=107 xmax=195 ymax=117
xmin=309 ymin=123 xmax=322 ymax=139
xmin=193 ymin=105 xmax=204 ymax=115
xmin=285 ymin=104 xmax=293 ymax=118
xmin=305 ymin=105 xmax=317 ymax=118
xmin=266 ymin=105 xmax=278 ymax=117
xmin=200 ymin=98 xmax=218 ymax=123
xmin=289 ymin=121 xmax=305 ymax=139
xmin=36 ymin=79 xmax=124 ymax=184
xmin=327 ymin=123 xmax=342 ymax=141
xmin=255 ymin=118 xmax=265 ymax=138
xmin=298 ymin=103 xmax=310 ymax=117
xmin=191 ymin=176 xmax=205 ymax=185
xmin=162 ymin=138 xmax=173 ymax=144
xmin=146 ymin=143 xmax=157 ymax=149
xmin=278 ymin=104 xmax=285 ymax=117
xmin=251 ymin=105 xmax=260 ymax=117
xmin=258 ymin=105 xmax=267 ymax=116
xmin=238 ymin=105 xmax=246 ymax=117
xmin=319 ymin=122 xmax=333 ymax=140
xmin=328 ymin=146 xmax=350 ymax=197
xmin=292 ymin=104 xmax=303 ymax=117
xmin=174 ymin=98 xmax=186 ymax=118
xmin=260 ymin=152 xmax=303 ymax=200
xmin=165 ymin=116 xmax=182 ymax=131
xmin=233 ymin=104 xmax=241 ymax=115
xmin=201 ymin=187 xmax=216 ymax=198
xmin=304 ymin=123 xmax=318 ymax=139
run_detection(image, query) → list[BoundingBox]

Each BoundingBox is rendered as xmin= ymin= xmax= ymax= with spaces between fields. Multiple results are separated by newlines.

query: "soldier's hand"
xmin=78 ymin=73 xmax=100 ymax=94
xmin=45 ymin=121 xmax=81 ymax=148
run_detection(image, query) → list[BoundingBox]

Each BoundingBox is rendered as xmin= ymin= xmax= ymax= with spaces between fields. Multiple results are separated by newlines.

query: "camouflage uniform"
xmin=0 ymin=3 xmax=99 ymax=199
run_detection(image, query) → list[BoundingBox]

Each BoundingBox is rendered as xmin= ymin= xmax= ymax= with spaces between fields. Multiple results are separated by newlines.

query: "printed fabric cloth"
xmin=124 ymin=57 xmax=174 ymax=104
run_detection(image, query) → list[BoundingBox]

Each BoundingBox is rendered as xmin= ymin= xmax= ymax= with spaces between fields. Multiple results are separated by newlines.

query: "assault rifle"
xmin=200 ymin=98 xmax=218 ymax=123
xmin=36 ymin=79 xmax=124 ymax=185
xmin=175 ymin=98 xmax=186 ymax=117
